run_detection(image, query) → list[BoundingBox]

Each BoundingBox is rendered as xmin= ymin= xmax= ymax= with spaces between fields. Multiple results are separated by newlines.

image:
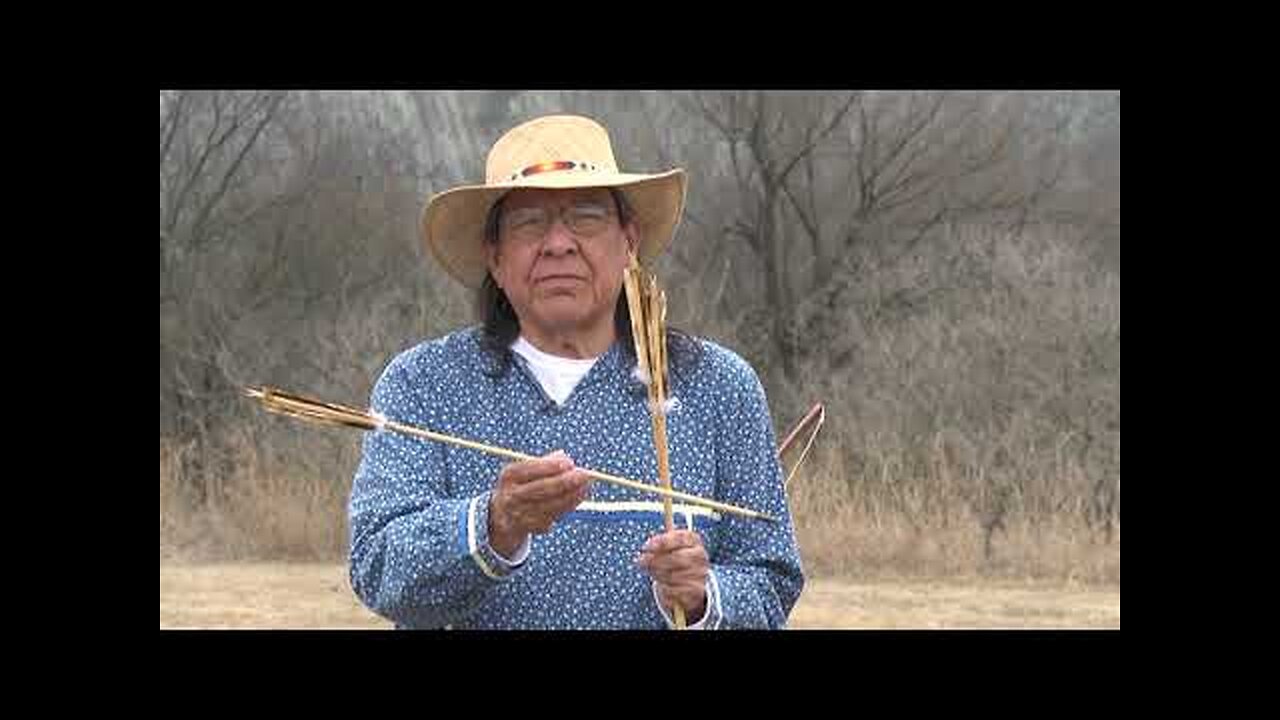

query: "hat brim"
xmin=421 ymin=168 xmax=687 ymax=289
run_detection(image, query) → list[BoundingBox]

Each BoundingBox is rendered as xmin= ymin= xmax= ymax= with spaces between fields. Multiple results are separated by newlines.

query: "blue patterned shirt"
xmin=348 ymin=326 xmax=804 ymax=629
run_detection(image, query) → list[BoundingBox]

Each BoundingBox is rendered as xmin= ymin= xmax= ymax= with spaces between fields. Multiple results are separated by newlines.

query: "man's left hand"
xmin=636 ymin=529 xmax=709 ymax=619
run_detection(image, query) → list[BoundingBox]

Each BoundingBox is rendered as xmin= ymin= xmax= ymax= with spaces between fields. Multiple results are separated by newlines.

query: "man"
xmin=348 ymin=114 xmax=803 ymax=629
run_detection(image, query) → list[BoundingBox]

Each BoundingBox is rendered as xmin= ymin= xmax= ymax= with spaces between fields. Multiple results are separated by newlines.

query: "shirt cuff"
xmin=652 ymin=569 xmax=722 ymax=630
xmin=492 ymin=531 xmax=531 ymax=567
xmin=464 ymin=492 xmax=530 ymax=580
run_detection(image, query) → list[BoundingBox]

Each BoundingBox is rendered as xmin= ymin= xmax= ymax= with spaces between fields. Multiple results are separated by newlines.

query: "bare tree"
xmin=679 ymin=91 xmax=1069 ymax=395
xmin=161 ymin=90 xmax=1119 ymax=569
xmin=160 ymin=90 xmax=453 ymax=507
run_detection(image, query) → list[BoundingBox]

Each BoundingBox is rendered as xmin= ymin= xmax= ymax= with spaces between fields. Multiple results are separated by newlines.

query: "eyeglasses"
xmin=499 ymin=199 xmax=616 ymax=244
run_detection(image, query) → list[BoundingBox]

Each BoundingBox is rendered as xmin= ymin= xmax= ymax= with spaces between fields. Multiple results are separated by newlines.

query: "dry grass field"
xmin=159 ymin=561 xmax=1118 ymax=629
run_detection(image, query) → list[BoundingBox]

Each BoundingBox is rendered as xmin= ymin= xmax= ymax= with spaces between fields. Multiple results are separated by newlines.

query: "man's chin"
xmin=533 ymin=290 xmax=587 ymax=308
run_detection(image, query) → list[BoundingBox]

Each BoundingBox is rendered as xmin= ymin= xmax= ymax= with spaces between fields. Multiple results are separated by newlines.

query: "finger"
xmin=576 ymin=473 xmax=594 ymax=502
xmin=646 ymin=557 xmax=709 ymax=583
xmin=641 ymin=548 xmax=708 ymax=577
xmin=664 ymin=545 xmax=710 ymax=567
xmin=557 ymin=471 xmax=594 ymax=509
xmin=535 ymin=480 xmax=592 ymax=523
xmin=651 ymin=569 xmax=710 ymax=594
xmin=500 ymin=451 xmax=575 ymax=485
xmin=637 ymin=545 xmax=708 ymax=571
xmin=640 ymin=542 xmax=707 ymax=563
xmin=512 ymin=472 xmax=592 ymax=531
xmin=654 ymin=579 xmax=707 ymax=610
xmin=641 ymin=529 xmax=703 ymax=554
xmin=512 ymin=468 xmax=591 ymax=503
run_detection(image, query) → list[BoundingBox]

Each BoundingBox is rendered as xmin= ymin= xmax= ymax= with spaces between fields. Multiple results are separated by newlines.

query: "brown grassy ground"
xmin=158 ymin=561 xmax=1119 ymax=629
xmin=161 ymin=442 xmax=1121 ymax=585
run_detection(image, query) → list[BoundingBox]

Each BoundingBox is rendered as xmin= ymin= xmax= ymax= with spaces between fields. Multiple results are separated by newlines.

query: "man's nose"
xmin=540 ymin=216 xmax=579 ymax=255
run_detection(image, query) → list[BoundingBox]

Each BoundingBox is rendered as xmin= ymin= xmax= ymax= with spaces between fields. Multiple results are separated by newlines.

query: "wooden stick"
xmin=651 ymin=285 xmax=684 ymax=627
xmin=622 ymin=260 xmax=651 ymax=384
xmin=243 ymin=386 xmax=779 ymax=523
xmin=626 ymin=258 xmax=687 ymax=628
xmin=777 ymin=403 xmax=826 ymax=487
xmin=778 ymin=403 xmax=825 ymax=457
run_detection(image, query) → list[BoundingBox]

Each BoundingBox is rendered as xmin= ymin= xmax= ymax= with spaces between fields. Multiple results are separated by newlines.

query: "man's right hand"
xmin=488 ymin=450 xmax=592 ymax=557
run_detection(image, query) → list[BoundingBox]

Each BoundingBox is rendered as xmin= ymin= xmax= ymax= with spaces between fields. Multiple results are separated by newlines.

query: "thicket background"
xmin=160 ymin=90 xmax=1119 ymax=582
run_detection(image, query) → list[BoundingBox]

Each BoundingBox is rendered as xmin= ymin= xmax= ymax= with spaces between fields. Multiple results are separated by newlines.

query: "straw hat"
xmin=421 ymin=114 xmax=687 ymax=288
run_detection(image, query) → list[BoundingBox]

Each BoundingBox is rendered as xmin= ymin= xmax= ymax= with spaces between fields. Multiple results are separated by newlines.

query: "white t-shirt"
xmin=511 ymin=336 xmax=601 ymax=406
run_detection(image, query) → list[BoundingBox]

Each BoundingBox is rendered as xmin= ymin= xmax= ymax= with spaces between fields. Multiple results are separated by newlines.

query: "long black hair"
xmin=476 ymin=188 xmax=702 ymax=383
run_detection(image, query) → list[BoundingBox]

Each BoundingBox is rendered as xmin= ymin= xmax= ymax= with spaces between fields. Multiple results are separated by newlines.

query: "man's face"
xmin=487 ymin=187 xmax=636 ymax=340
